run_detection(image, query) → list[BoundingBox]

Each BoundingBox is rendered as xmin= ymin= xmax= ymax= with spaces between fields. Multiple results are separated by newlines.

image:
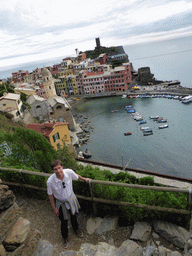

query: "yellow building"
xmin=26 ymin=121 xmax=71 ymax=150
xmin=54 ymin=76 xmax=67 ymax=96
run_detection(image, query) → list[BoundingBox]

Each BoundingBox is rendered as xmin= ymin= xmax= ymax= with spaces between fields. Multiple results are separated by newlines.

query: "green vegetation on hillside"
xmin=0 ymin=114 xmax=189 ymax=227
xmin=0 ymin=83 xmax=14 ymax=97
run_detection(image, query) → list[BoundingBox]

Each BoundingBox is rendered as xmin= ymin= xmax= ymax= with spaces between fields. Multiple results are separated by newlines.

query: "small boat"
xmin=122 ymin=94 xmax=127 ymax=99
xmin=143 ymin=131 xmax=153 ymax=136
xmin=127 ymin=109 xmax=136 ymax=113
xmin=143 ymin=128 xmax=153 ymax=132
xmin=155 ymin=117 xmax=163 ymax=122
xmin=149 ymin=116 xmax=159 ymax=120
xmin=82 ymin=149 xmax=92 ymax=159
xmin=125 ymin=105 xmax=132 ymax=109
xmin=111 ymin=110 xmax=118 ymax=113
xmin=159 ymin=124 xmax=169 ymax=129
xmin=124 ymin=132 xmax=132 ymax=136
xmin=140 ymin=126 xmax=150 ymax=130
xmin=158 ymin=119 xmax=167 ymax=123
xmin=139 ymin=120 xmax=147 ymax=125
xmin=181 ymin=95 xmax=192 ymax=104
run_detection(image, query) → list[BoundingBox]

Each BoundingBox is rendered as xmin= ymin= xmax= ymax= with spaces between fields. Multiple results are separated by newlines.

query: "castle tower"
xmin=42 ymin=67 xmax=57 ymax=99
xmin=95 ymin=37 xmax=101 ymax=48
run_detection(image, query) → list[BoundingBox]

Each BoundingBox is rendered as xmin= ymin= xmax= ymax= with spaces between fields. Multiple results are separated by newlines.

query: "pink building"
xmin=12 ymin=70 xmax=29 ymax=83
xmin=83 ymin=71 xmax=105 ymax=94
xmin=75 ymin=70 xmax=88 ymax=94
xmin=104 ymin=63 xmax=132 ymax=92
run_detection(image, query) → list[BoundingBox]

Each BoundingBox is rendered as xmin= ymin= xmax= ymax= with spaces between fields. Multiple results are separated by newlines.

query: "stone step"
xmin=0 ymin=202 xmax=22 ymax=244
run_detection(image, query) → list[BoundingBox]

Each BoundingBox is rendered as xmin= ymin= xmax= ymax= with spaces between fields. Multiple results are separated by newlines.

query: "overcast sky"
xmin=1 ymin=0 xmax=192 ymax=69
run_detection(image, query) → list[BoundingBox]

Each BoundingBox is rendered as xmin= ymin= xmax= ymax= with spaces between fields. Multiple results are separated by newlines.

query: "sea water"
xmin=73 ymin=96 xmax=192 ymax=179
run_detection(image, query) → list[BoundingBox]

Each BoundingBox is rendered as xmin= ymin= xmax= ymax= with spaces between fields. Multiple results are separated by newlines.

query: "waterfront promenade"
xmin=69 ymin=82 xmax=192 ymax=101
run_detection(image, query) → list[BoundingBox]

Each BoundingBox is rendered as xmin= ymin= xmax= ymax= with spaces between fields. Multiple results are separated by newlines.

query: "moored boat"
xmin=181 ymin=95 xmax=192 ymax=104
xmin=124 ymin=132 xmax=132 ymax=136
xmin=149 ymin=116 xmax=159 ymax=119
xmin=158 ymin=124 xmax=169 ymax=129
xmin=158 ymin=119 xmax=167 ymax=123
xmin=125 ymin=105 xmax=132 ymax=109
xmin=139 ymin=120 xmax=147 ymax=125
xmin=143 ymin=131 xmax=153 ymax=136
xmin=143 ymin=128 xmax=153 ymax=132
xmin=140 ymin=126 xmax=150 ymax=130
xmin=82 ymin=149 xmax=92 ymax=159
xmin=122 ymin=94 xmax=127 ymax=99
xmin=127 ymin=109 xmax=136 ymax=113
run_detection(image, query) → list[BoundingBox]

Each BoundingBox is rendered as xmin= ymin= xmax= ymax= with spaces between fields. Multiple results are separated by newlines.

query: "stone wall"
xmin=0 ymin=180 xmax=41 ymax=256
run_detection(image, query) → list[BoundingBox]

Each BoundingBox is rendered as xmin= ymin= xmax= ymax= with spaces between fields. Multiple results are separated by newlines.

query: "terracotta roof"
xmin=26 ymin=122 xmax=68 ymax=137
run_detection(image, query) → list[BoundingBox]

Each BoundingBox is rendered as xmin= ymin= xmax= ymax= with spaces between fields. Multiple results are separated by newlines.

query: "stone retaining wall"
xmin=0 ymin=179 xmax=43 ymax=256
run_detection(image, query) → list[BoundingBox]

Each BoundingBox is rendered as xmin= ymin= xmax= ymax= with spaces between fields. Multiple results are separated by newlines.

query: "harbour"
xmin=72 ymin=95 xmax=192 ymax=180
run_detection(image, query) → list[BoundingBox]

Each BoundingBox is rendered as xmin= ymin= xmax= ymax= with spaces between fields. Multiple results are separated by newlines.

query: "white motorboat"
xmin=181 ymin=95 xmax=192 ymax=104
xmin=159 ymin=124 xmax=169 ymax=129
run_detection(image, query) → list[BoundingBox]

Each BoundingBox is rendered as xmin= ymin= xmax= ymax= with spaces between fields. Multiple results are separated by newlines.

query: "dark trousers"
xmin=59 ymin=206 xmax=79 ymax=239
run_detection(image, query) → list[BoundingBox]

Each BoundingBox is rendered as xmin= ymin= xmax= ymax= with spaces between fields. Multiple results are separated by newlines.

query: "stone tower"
xmin=41 ymin=67 xmax=57 ymax=99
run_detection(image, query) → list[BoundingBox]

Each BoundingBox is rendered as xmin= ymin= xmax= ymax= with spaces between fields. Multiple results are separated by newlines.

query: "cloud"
xmin=1 ymin=0 xmax=192 ymax=69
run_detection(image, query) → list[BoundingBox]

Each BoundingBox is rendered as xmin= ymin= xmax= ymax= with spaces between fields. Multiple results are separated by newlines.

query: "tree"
xmin=0 ymin=127 xmax=58 ymax=173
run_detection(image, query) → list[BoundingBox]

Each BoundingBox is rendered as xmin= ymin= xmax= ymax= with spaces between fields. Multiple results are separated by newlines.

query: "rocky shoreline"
xmin=73 ymin=114 xmax=94 ymax=146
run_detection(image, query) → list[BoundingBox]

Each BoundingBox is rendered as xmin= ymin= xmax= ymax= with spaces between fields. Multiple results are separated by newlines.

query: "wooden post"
xmin=187 ymin=190 xmax=192 ymax=230
xmin=88 ymin=180 xmax=97 ymax=216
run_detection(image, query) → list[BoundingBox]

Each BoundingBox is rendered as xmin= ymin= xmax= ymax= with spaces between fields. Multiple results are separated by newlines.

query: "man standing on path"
xmin=47 ymin=159 xmax=90 ymax=249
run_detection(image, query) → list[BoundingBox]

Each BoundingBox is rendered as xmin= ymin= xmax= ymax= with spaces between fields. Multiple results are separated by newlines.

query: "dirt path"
xmin=15 ymin=195 xmax=132 ymax=255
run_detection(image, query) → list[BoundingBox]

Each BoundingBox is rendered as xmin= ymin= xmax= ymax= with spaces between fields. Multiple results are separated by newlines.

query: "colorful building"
xmin=26 ymin=122 xmax=71 ymax=150
xmin=0 ymin=93 xmax=24 ymax=120
xmin=104 ymin=63 xmax=132 ymax=92
xmin=12 ymin=70 xmax=29 ymax=83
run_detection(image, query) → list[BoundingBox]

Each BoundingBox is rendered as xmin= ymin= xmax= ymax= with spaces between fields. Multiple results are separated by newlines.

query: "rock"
xmin=185 ymin=238 xmax=192 ymax=253
xmin=32 ymin=239 xmax=53 ymax=256
xmin=0 ymin=244 xmax=6 ymax=256
xmin=0 ymin=184 xmax=15 ymax=211
xmin=12 ymin=229 xmax=41 ymax=256
xmin=95 ymin=242 xmax=116 ymax=255
xmin=115 ymin=239 xmax=143 ymax=256
xmin=4 ymin=217 xmax=30 ymax=246
xmin=142 ymin=245 xmax=156 ymax=256
xmin=86 ymin=217 xmax=103 ymax=235
xmin=186 ymin=249 xmax=192 ymax=256
xmin=153 ymin=246 xmax=171 ymax=256
xmin=153 ymin=221 xmax=189 ymax=249
xmin=78 ymin=243 xmax=97 ymax=255
xmin=170 ymin=252 xmax=182 ymax=256
xmin=0 ymin=202 xmax=22 ymax=244
xmin=152 ymin=232 xmax=160 ymax=239
xmin=95 ymin=216 xmax=118 ymax=235
xmin=59 ymin=251 xmax=78 ymax=256
xmin=130 ymin=222 xmax=152 ymax=242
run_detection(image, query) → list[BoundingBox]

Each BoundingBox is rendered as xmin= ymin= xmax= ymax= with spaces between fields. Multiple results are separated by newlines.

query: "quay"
xmin=69 ymin=81 xmax=192 ymax=100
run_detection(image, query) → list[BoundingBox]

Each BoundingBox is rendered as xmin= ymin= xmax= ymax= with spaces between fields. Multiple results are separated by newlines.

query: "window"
xmin=57 ymin=143 xmax=61 ymax=149
xmin=56 ymin=105 xmax=62 ymax=110
xmin=16 ymin=111 xmax=20 ymax=116
xmin=53 ymin=132 xmax=60 ymax=142
xmin=36 ymin=105 xmax=41 ymax=109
